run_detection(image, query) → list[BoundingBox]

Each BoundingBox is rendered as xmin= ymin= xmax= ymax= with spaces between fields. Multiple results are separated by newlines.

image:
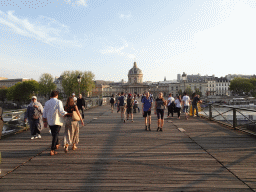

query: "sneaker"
xmin=131 ymin=120 xmax=134 ymax=123
xmin=37 ymin=134 xmax=41 ymax=139
xmin=34 ymin=135 xmax=38 ymax=139
xmin=31 ymin=136 xmax=35 ymax=140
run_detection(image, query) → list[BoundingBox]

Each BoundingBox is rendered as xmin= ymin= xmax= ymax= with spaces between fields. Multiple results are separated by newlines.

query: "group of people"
xmin=111 ymin=91 xmax=202 ymax=132
xmin=24 ymin=91 xmax=85 ymax=156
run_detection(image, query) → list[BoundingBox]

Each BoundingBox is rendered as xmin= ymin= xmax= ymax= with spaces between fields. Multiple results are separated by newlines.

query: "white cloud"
xmin=100 ymin=40 xmax=136 ymax=59
xmin=119 ymin=13 xmax=131 ymax=19
xmin=65 ymin=0 xmax=87 ymax=7
xmin=0 ymin=10 xmax=82 ymax=48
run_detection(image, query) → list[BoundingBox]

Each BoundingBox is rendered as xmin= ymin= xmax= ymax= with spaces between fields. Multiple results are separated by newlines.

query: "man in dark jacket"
xmin=77 ymin=94 xmax=86 ymax=119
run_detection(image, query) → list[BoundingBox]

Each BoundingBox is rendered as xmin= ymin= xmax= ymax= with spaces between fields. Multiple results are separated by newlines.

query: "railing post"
xmin=233 ymin=108 xmax=237 ymax=129
xmin=209 ymin=104 xmax=212 ymax=120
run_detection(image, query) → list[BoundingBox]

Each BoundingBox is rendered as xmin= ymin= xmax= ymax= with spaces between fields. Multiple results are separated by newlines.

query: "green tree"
xmin=185 ymin=86 xmax=193 ymax=98
xmin=229 ymin=77 xmax=254 ymax=96
xmin=250 ymin=78 xmax=256 ymax=97
xmin=39 ymin=73 xmax=57 ymax=98
xmin=195 ymin=88 xmax=202 ymax=97
xmin=178 ymin=89 xmax=183 ymax=96
xmin=61 ymin=70 xmax=95 ymax=97
xmin=0 ymin=86 xmax=8 ymax=103
xmin=6 ymin=80 xmax=39 ymax=104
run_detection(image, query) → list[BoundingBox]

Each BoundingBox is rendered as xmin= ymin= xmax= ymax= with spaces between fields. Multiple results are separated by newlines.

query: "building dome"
xmin=128 ymin=62 xmax=143 ymax=75
xmin=128 ymin=62 xmax=143 ymax=84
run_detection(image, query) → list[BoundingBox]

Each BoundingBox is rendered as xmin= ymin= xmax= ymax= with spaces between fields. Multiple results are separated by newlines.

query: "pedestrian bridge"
xmin=0 ymin=104 xmax=256 ymax=191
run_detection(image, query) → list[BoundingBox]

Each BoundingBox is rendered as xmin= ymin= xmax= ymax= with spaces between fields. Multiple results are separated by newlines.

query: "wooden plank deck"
xmin=1 ymin=104 xmax=256 ymax=191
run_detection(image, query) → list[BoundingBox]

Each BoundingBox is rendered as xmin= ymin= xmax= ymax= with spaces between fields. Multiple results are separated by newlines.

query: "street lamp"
xmin=182 ymin=72 xmax=187 ymax=94
xmin=77 ymin=74 xmax=82 ymax=95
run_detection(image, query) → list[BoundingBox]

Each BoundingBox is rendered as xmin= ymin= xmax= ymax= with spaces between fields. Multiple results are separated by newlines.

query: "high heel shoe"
xmin=160 ymin=128 xmax=163 ymax=132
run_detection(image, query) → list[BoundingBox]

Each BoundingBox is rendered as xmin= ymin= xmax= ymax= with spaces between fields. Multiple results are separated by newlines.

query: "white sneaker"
xmin=34 ymin=135 xmax=38 ymax=139
xmin=31 ymin=136 xmax=35 ymax=140
xmin=37 ymin=134 xmax=41 ymax=139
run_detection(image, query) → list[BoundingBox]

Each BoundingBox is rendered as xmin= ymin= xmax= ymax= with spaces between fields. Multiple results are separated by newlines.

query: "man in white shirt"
xmin=182 ymin=92 xmax=190 ymax=120
xmin=43 ymin=91 xmax=67 ymax=156
xmin=167 ymin=93 xmax=175 ymax=118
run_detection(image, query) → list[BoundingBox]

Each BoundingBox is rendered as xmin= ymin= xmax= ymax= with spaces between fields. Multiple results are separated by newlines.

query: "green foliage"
xmin=185 ymin=86 xmax=193 ymax=98
xmin=250 ymin=78 xmax=256 ymax=97
xmin=229 ymin=77 xmax=254 ymax=95
xmin=61 ymin=70 xmax=95 ymax=97
xmin=178 ymin=89 xmax=183 ymax=96
xmin=6 ymin=80 xmax=39 ymax=104
xmin=0 ymin=86 xmax=8 ymax=103
xmin=39 ymin=73 xmax=57 ymax=97
xmin=194 ymin=88 xmax=202 ymax=97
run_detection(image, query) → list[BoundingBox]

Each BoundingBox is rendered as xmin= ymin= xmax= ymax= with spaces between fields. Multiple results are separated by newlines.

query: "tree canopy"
xmin=0 ymin=86 xmax=8 ymax=103
xmin=229 ymin=77 xmax=254 ymax=96
xmin=39 ymin=73 xmax=57 ymax=98
xmin=7 ymin=80 xmax=39 ymax=104
xmin=61 ymin=70 xmax=95 ymax=97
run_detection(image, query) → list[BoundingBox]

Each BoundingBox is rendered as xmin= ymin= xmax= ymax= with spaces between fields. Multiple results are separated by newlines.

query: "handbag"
xmin=72 ymin=111 xmax=80 ymax=121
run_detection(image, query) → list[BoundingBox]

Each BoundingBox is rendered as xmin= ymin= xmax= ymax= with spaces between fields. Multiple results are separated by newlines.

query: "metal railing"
xmin=199 ymin=103 xmax=256 ymax=135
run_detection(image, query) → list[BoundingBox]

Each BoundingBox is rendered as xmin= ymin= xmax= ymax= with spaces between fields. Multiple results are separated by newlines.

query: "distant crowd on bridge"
xmin=110 ymin=91 xmax=202 ymax=131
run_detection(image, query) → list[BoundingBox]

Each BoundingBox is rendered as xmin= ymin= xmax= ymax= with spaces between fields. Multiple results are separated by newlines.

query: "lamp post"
xmin=182 ymin=72 xmax=187 ymax=94
xmin=77 ymin=74 xmax=82 ymax=95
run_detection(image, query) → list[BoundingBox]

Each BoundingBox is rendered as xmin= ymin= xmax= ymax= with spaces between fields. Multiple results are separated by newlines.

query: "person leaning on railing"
xmin=192 ymin=94 xmax=202 ymax=117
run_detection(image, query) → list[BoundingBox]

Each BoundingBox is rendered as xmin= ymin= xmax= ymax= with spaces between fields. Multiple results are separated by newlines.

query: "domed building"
xmin=123 ymin=62 xmax=149 ymax=94
xmin=128 ymin=62 xmax=143 ymax=84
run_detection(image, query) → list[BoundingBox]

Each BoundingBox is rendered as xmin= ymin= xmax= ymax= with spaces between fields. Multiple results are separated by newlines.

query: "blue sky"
xmin=0 ymin=0 xmax=256 ymax=82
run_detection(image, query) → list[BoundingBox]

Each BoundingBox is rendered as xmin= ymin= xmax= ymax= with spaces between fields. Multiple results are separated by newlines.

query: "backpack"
xmin=110 ymin=98 xmax=114 ymax=104
xmin=127 ymin=98 xmax=133 ymax=108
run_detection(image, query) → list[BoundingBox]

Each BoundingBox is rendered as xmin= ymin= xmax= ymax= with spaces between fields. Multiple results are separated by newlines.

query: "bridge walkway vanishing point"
xmin=0 ymin=104 xmax=256 ymax=191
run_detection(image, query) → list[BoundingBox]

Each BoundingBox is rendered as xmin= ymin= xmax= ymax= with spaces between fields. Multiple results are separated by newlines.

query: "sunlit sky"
xmin=0 ymin=0 xmax=256 ymax=82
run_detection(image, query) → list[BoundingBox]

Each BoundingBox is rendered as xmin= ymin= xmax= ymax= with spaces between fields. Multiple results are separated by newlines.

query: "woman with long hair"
xmin=64 ymin=96 xmax=84 ymax=152
xmin=174 ymin=95 xmax=182 ymax=119
xmin=155 ymin=92 xmax=167 ymax=131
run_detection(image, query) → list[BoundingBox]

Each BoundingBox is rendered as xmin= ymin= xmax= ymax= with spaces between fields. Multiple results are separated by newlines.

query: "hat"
xmin=31 ymin=96 xmax=37 ymax=100
xmin=72 ymin=93 xmax=75 ymax=96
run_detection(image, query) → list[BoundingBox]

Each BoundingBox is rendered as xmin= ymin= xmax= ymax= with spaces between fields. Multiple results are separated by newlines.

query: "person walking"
xmin=142 ymin=92 xmax=153 ymax=131
xmin=77 ymin=94 xmax=85 ymax=119
xmin=174 ymin=95 xmax=182 ymax=119
xmin=192 ymin=94 xmax=202 ymax=117
xmin=110 ymin=94 xmax=115 ymax=113
xmin=24 ymin=96 xmax=44 ymax=140
xmin=118 ymin=92 xmax=126 ymax=123
xmin=72 ymin=93 xmax=77 ymax=104
xmin=126 ymin=94 xmax=134 ymax=122
xmin=0 ymin=107 xmax=3 ymax=139
xmin=63 ymin=97 xmax=84 ymax=153
xmin=43 ymin=91 xmax=67 ymax=156
xmin=116 ymin=93 xmax=120 ymax=112
xmin=167 ymin=93 xmax=175 ymax=118
xmin=155 ymin=92 xmax=167 ymax=131
xmin=182 ymin=92 xmax=190 ymax=120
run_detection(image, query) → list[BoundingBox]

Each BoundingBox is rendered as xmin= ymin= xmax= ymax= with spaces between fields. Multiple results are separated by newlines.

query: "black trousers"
xmin=168 ymin=105 xmax=174 ymax=117
xmin=49 ymin=125 xmax=61 ymax=150
xmin=78 ymin=107 xmax=84 ymax=119
xmin=30 ymin=119 xmax=40 ymax=136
